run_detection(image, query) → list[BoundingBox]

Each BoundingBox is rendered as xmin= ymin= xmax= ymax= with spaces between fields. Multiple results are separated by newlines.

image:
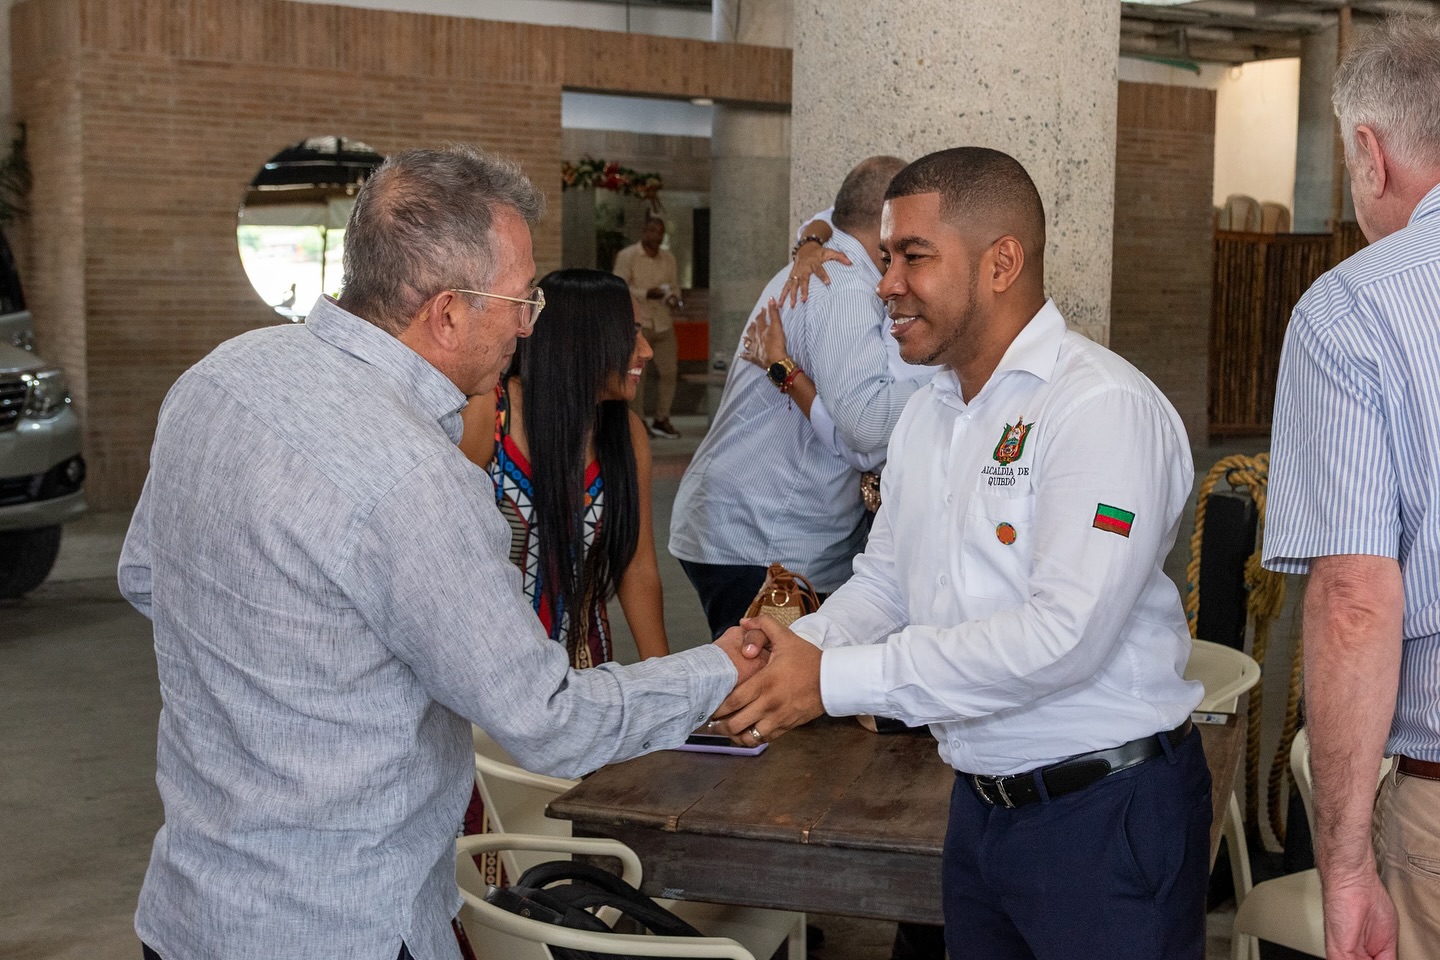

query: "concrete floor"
xmin=0 ymin=416 xmax=1288 ymax=959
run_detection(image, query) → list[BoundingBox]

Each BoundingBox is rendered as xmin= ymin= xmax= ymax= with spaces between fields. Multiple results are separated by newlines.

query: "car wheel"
xmin=0 ymin=525 xmax=63 ymax=598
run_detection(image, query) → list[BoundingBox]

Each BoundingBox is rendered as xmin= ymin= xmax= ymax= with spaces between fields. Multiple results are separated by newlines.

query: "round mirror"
xmin=237 ymin=136 xmax=384 ymax=321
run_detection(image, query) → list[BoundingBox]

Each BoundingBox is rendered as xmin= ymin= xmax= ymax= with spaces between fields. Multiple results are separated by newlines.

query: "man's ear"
xmin=423 ymin=290 xmax=467 ymax=351
xmin=1351 ymin=125 xmax=1389 ymax=199
xmin=988 ymin=236 xmax=1026 ymax=294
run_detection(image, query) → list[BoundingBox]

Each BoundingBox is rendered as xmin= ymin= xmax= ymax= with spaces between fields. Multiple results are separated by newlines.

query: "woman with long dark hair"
xmin=459 ymin=267 xmax=669 ymax=666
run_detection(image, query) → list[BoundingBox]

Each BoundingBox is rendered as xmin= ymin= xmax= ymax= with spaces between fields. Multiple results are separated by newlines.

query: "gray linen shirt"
xmin=119 ymin=296 xmax=735 ymax=960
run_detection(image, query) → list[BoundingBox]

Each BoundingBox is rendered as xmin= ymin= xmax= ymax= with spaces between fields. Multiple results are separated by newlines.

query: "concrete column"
xmin=1294 ymin=25 xmax=1341 ymax=232
xmin=709 ymin=0 xmax=791 ymax=409
xmin=791 ymin=1 xmax=1120 ymax=343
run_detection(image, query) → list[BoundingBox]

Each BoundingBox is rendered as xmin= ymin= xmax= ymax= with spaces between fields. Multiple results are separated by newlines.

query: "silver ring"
xmin=748 ymin=725 xmax=765 ymax=744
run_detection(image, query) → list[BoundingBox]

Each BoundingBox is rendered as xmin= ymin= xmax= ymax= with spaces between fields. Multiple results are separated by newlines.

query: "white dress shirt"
xmin=791 ymin=301 xmax=1203 ymax=776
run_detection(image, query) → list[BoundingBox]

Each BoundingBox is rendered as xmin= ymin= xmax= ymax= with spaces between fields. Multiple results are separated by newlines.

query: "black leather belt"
xmin=966 ymin=720 xmax=1194 ymax=809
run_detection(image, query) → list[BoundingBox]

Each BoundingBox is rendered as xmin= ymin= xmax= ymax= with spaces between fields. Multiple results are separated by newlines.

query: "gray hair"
xmin=337 ymin=145 xmax=545 ymax=334
xmin=1333 ymin=16 xmax=1440 ymax=170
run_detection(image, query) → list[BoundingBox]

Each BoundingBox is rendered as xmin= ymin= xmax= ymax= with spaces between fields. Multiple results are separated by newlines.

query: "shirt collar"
xmin=305 ymin=296 xmax=468 ymax=441
xmin=1410 ymin=182 xmax=1440 ymax=227
xmin=929 ymin=299 xmax=1067 ymax=404
xmin=829 ymin=227 xmax=882 ymax=285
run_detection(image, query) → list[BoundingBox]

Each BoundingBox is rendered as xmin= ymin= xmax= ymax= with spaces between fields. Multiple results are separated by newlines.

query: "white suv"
xmin=0 ymin=236 xmax=86 ymax=598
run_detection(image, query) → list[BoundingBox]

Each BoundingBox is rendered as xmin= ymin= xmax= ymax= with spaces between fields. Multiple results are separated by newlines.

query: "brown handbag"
xmin=744 ymin=562 xmax=820 ymax=627
xmin=860 ymin=471 xmax=882 ymax=513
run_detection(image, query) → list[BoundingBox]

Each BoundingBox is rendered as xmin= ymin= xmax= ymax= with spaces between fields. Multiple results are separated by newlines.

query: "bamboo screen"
xmin=1209 ymin=232 xmax=1337 ymax=437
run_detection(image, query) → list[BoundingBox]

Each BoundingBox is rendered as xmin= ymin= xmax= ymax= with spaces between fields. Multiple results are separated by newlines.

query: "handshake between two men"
xmin=709 ymin=615 xmax=826 ymax=748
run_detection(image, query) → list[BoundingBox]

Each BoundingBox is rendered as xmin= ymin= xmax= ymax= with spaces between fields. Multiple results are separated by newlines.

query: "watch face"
xmin=768 ymin=361 xmax=788 ymax=385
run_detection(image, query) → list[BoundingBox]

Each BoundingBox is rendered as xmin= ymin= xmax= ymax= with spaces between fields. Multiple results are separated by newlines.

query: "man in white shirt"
xmin=715 ymin=147 xmax=1209 ymax=959
xmin=613 ymin=217 xmax=682 ymax=438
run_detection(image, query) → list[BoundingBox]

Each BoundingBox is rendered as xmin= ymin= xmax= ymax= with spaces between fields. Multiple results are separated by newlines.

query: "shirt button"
xmin=642 ymin=741 xmax=652 ymax=750
xmin=939 ymin=575 xmax=949 ymax=586
xmin=945 ymin=494 xmax=953 ymax=505
xmin=696 ymin=713 xmax=707 ymax=723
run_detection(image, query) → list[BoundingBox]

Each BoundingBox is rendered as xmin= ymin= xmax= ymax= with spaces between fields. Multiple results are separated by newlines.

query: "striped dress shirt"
xmin=1263 ymin=183 xmax=1440 ymax=762
xmin=669 ymin=228 xmax=925 ymax=591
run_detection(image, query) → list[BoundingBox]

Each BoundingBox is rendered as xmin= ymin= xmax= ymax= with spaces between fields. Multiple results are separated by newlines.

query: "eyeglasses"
xmin=450 ymin=286 xmax=546 ymax=332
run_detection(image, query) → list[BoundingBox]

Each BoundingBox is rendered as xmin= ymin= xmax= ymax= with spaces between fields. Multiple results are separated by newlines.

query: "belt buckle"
xmin=973 ymin=774 xmax=1016 ymax=809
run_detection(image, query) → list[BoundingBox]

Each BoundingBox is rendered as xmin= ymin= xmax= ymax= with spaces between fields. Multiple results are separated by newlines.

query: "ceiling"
xmin=1121 ymin=0 xmax=1440 ymax=63
xmin=571 ymin=0 xmax=1440 ymax=63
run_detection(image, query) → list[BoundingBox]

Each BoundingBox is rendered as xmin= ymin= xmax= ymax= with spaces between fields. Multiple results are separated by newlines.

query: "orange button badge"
xmin=996 ymin=522 xmax=1017 ymax=545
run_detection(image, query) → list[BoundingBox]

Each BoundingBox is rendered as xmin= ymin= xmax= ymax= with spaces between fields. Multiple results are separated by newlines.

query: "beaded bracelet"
xmin=791 ymin=234 xmax=826 ymax=259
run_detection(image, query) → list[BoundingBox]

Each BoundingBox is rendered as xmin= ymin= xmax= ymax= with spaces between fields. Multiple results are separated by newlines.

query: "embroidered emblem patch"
xmin=992 ymin=417 xmax=1033 ymax=464
xmin=1093 ymin=504 xmax=1136 ymax=538
xmin=995 ymin=522 xmax=1017 ymax=545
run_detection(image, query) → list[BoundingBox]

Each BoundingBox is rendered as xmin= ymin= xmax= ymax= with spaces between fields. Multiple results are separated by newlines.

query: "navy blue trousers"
xmin=678 ymin=559 xmax=769 ymax=640
xmin=942 ymin=728 xmax=1212 ymax=960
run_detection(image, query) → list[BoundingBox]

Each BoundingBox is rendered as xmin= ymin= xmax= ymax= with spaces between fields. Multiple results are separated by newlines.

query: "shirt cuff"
xmin=818 ymin=643 xmax=887 ymax=717
xmin=682 ymin=642 xmax=739 ymax=723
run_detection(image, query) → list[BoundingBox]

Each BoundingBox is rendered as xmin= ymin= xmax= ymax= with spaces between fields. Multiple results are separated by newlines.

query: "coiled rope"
xmin=1185 ymin=453 xmax=1303 ymax=846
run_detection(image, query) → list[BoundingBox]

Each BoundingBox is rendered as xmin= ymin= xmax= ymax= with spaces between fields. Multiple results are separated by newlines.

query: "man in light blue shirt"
xmin=670 ymin=156 xmax=923 ymax=636
xmin=120 ymin=146 xmax=761 ymax=960
xmin=1263 ymin=17 xmax=1440 ymax=958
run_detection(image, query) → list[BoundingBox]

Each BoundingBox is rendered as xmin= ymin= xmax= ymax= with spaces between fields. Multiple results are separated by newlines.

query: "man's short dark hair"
xmin=885 ymin=147 xmax=1046 ymax=269
xmin=338 ymin=145 xmax=544 ymax=335
xmin=832 ymin=155 xmax=907 ymax=233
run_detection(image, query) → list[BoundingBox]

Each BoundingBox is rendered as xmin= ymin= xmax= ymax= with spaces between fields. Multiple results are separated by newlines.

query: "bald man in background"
xmin=714 ymin=147 xmax=1210 ymax=960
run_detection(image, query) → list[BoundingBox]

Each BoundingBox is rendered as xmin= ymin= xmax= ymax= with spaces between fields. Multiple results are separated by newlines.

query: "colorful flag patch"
xmin=1093 ymin=504 xmax=1135 ymax=537
xmin=996 ymin=522 xmax=1017 ymax=545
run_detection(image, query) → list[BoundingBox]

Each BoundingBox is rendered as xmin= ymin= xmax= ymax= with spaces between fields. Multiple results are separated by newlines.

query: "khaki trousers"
xmin=634 ymin=324 xmax=677 ymax=422
xmin=1374 ymin=765 xmax=1440 ymax=956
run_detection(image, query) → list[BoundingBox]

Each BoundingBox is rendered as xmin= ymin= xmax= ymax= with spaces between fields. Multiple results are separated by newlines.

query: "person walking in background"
xmin=613 ymin=216 xmax=682 ymax=438
xmin=1263 ymin=16 xmax=1440 ymax=960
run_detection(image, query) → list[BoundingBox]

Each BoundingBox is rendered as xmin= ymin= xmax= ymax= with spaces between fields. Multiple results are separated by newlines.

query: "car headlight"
xmin=22 ymin=368 xmax=71 ymax=419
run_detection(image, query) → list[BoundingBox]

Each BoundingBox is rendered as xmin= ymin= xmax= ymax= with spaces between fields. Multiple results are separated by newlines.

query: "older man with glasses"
xmin=119 ymin=145 xmax=765 ymax=960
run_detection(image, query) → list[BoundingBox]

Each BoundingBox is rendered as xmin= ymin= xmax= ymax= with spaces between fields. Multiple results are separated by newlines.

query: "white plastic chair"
xmin=464 ymin=728 xmax=806 ymax=960
xmin=1230 ymin=730 xmax=1393 ymax=960
xmin=1183 ymin=637 xmax=1263 ymax=955
xmin=1184 ymin=639 xmax=1261 ymax=714
xmin=457 ymin=833 xmax=759 ymax=960
xmin=1231 ymin=730 xmax=1322 ymax=959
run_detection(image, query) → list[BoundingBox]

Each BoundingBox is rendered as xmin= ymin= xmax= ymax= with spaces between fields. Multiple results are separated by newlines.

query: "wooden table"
xmin=548 ymin=708 xmax=1245 ymax=926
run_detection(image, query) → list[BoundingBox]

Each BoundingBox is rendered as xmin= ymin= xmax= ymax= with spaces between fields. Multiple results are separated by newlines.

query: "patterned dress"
xmin=463 ymin=383 xmax=613 ymax=886
xmin=487 ymin=393 xmax=612 ymax=666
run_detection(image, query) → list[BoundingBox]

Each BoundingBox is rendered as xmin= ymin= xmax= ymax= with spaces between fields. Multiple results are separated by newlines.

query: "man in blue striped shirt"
xmin=1263 ymin=16 xmax=1440 ymax=959
xmin=671 ymin=156 xmax=923 ymax=636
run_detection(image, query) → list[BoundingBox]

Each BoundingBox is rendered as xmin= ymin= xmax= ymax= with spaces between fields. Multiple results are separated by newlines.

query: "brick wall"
xmin=12 ymin=0 xmax=789 ymax=507
xmin=1111 ymin=81 xmax=1217 ymax=445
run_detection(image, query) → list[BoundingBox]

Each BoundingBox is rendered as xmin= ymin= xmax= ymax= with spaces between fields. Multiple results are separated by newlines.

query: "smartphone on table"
xmin=674 ymin=729 xmax=768 ymax=756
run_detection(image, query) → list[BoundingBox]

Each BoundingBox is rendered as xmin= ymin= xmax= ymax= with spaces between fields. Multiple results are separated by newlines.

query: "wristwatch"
xmin=767 ymin=356 xmax=801 ymax=391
